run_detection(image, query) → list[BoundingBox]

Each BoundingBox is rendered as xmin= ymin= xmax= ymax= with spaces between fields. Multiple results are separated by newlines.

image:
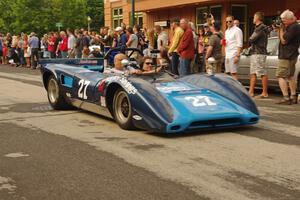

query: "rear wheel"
xmin=47 ymin=75 xmax=70 ymax=110
xmin=113 ymin=89 xmax=134 ymax=130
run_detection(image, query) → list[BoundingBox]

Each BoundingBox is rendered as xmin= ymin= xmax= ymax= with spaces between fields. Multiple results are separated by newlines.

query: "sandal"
xmin=291 ymin=95 xmax=298 ymax=104
xmin=275 ymin=98 xmax=291 ymax=105
xmin=255 ymin=94 xmax=269 ymax=99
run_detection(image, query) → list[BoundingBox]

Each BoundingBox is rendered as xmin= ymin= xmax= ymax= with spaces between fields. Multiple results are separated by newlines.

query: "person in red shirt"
xmin=2 ymin=42 xmax=8 ymax=64
xmin=48 ymin=32 xmax=56 ymax=58
xmin=177 ymin=18 xmax=195 ymax=76
xmin=57 ymin=31 xmax=68 ymax=58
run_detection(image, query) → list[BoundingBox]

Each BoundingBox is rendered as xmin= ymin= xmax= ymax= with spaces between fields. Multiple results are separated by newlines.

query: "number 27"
xmin=78 ymin=79 xmax=90 ymax=99
xmin=185 ymin=96 xmax=217 ymax=107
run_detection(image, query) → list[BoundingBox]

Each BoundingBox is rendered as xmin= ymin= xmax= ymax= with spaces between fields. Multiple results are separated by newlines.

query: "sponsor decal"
xmin=79 ymin=60 xmax=98 ymax=64
xmin=132 ymin=115 xmax=142 ymax=120
xmin=105 ymin=76 xmax=137 ymax=94
xmin=155 ymin=82 xmax=191 ymax=93
xmin=100 ymin=96 xmax=106 ymax=107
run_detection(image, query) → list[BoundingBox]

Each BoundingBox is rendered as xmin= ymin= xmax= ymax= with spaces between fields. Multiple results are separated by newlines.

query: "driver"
xmin=104 ymin=53 xmax=141 ymax=75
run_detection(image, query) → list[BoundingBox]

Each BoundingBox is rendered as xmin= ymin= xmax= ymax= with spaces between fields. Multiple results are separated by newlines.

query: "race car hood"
xmin=154 ymin=81 xmax=259 ymax=133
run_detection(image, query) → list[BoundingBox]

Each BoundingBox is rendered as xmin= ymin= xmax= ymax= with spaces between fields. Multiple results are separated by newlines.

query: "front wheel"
xmin=113 ymin=89 xmax=135 ymax=130
xmin=47 ymin=75 xmax=70 ymax=110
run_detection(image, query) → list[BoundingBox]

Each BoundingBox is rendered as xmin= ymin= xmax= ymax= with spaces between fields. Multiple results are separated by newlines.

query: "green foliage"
xmin=0 ymin=0 xmax=104 ymax=35
xmin=0 ymin=0 xmax=14 ymax=33
xmin=87 ymin=0 xmax=104 ymax=31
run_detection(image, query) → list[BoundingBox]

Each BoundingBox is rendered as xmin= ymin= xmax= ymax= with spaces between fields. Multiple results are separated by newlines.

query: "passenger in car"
xmin=140 ymin=56 xmax=163 ymax=75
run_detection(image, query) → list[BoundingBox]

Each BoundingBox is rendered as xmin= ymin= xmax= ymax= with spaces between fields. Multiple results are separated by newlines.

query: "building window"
xmin=210 ymin=6 xmax=222 ymax=23
xmin=196 ymin=5 xmax=222 ymax=30
xmin=129 ymin=12 xmax=143 ymax=26
xmin=196 ymin=7 xmax=208 ymax=27
xmin=135 ymin=12 xmax=143 ymax=27
xmin=112 ymin=7 xmax=123 ymax=28
xmin=231 ymin=4 xmax=248 ymax=42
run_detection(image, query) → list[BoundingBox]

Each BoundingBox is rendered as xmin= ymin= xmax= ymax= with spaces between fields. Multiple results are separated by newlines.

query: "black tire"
xmin=113 ymin=88 xmax=135 ymax=130
xmin=47 ymin=75 xmax=70 ymax=110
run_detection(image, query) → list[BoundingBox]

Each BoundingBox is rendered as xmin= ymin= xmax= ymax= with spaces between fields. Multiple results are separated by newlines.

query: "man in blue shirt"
xmin=28 ymin=32 xmax=39 ymax=69
xmin=115 ymin=27 xmax=127 ymax=47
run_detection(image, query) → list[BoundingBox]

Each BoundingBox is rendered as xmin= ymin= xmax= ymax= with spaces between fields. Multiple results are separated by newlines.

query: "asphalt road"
xmin=0 ymin=65 xmax=299 ymax=200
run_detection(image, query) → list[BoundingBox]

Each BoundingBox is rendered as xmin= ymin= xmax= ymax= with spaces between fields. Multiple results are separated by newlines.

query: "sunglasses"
xmin=226 ymin=21 xmax=233 ymax=23
xmin=145 ymin=62 xmax=153 ymax=65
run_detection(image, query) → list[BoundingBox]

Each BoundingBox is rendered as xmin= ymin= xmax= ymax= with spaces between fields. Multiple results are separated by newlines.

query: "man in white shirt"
xmin=225 ymin=16 xmax=243 ymax=80
xmin=67 ymin=29 xmax=76 ymax=58
xmin=154 ymin=25 xmax=168 ymax=51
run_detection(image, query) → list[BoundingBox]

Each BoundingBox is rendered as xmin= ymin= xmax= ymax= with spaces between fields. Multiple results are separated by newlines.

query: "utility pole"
xmin=131 ymin=0 xmax=135 ymax=26
xmin=87 ymin=16 xmax=92 ymax=32
xmin=55 ymin=22 xmax=63 ymax=32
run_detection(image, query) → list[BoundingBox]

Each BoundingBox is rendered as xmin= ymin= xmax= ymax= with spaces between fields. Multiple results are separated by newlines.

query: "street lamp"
xmin=87 ymin=16 xmax=92 ymax=32
xmin=131 ymin=0 xmax=135 ymax=26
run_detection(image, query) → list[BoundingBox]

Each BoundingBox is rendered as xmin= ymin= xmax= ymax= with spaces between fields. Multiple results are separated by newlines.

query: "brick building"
xmin=104 ymin=0 xmax=300 ymax=40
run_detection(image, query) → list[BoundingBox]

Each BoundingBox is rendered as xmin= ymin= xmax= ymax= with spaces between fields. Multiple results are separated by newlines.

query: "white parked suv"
xmin=238 ymin=37 xmax=300 ymax=91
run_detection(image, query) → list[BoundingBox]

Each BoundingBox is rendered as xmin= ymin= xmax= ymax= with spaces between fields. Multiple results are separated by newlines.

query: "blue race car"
xmin=40 ymin=48 xmax=259 ymax=133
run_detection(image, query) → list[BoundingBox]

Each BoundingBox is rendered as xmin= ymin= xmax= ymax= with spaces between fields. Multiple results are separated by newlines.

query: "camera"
xmin=203 ymin=12 xmax=214 ymax=26
xmin=265 ymin=16 xmax=283 ymax=32
xmin=272 ymin=16 xmax=283 ymax=28
xmin=203 ymin=12 xmax=212 ymax=20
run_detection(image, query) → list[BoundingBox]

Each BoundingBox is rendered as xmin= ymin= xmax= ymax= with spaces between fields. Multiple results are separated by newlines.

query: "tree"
xmin=10 ymin=0 xmax=51 ymax=34
xmin=0 ymin=0 xmax=103 ymax=35
xmin=87 ymin=0 xmax=104 ymax=31
xmin=0 ymin=0 xmax=14 ymax=33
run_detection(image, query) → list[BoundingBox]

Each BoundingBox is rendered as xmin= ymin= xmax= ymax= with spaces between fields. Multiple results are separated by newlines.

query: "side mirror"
xmin=121 ymin=59 xmax=129 ymax=67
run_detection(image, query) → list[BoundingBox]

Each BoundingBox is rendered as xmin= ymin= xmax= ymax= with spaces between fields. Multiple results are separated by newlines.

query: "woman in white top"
xmin=126 ymin=27 xmax=139 ymax=59
xmin=126 ymin=27 xmax=138 ymax=49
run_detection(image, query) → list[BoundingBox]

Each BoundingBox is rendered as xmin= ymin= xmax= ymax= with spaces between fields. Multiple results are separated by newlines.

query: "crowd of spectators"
xmin=0 ymin=20 xmax=220 ymax=73
xmin=0 ymin=9 xmax=299 ymax=104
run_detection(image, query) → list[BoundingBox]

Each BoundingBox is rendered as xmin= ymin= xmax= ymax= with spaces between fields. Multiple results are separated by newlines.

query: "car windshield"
xmin=267 ymin=38 xmax=279 ymax=55
xmin=132 ymin=72 xmax=175 ymax=83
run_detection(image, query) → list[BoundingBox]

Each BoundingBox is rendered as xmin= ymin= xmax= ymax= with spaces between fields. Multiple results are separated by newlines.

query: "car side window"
xmin=267 ymin=38 xmax=279 ymax=56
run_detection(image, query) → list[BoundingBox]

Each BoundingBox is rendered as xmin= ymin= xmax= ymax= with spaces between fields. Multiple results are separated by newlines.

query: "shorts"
xmin=250 ymin=54 xmax=267 ymax=76
xmin=225 ymin=57 xmax=239 ymax=74
xmin=206 ymin=59 xmax=222 ymax=73
xmin=276 ymin=58 xmax=297 ymax=78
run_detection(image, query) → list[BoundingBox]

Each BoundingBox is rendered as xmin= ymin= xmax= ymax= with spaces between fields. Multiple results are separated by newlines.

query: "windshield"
xmin=131 ymin=72 xmax=175 ymax=83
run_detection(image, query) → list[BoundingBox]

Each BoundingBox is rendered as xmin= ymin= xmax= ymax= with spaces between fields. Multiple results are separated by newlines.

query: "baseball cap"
xmin=115 ymin=27 xmax=122 ymax=32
